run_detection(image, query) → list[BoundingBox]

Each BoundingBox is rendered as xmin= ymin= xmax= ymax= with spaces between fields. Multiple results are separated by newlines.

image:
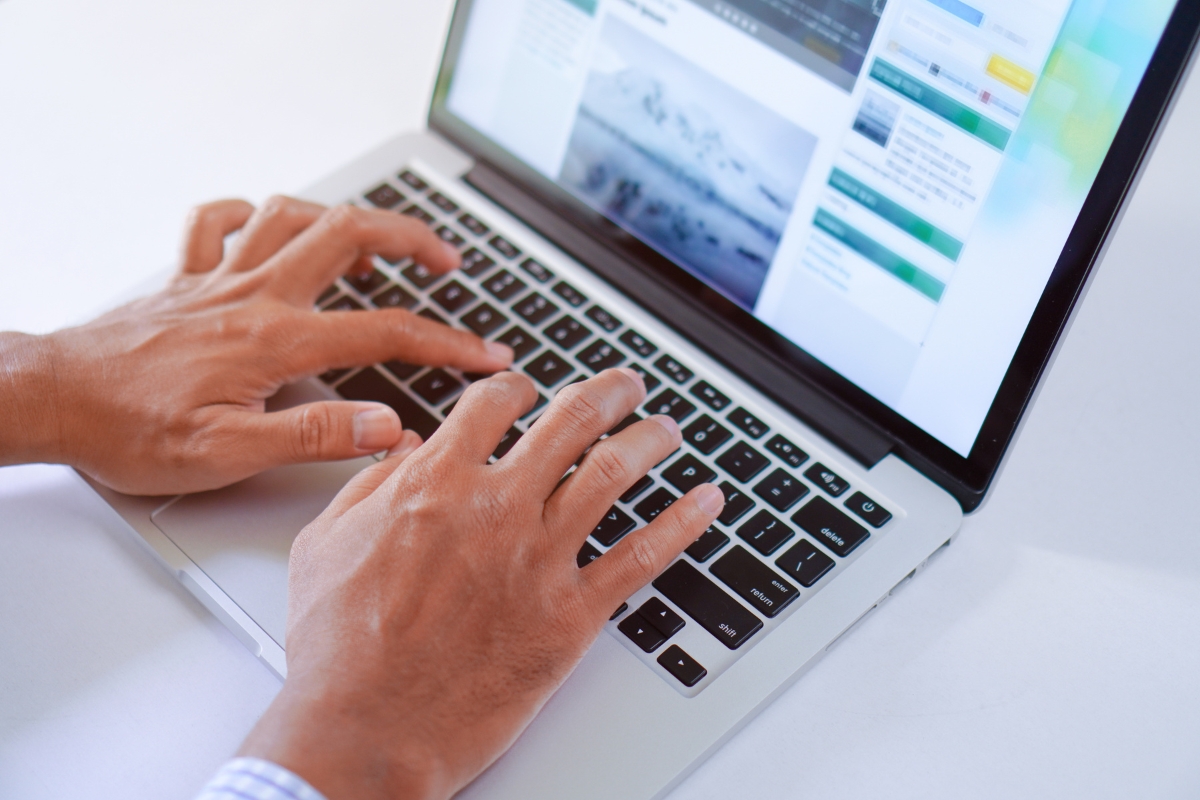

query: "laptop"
xmin=84 ymin=0 xmax=1200 ymax=797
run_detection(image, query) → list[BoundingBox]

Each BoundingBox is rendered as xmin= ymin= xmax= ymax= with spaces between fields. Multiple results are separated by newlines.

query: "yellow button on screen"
xmin=987 ymin=54 xmax=1036 ymax=95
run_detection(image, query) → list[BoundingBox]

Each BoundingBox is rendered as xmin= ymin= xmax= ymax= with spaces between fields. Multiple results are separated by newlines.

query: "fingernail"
xmin=485 ymin=340 xmax=514 ymax=365
xmin=696 ymin=483 xmax=726 ymax=516
xmin=650 ymin=414 xmax=680 ymax=439
xmin=353 ymin=406 xmax=400 ymax=451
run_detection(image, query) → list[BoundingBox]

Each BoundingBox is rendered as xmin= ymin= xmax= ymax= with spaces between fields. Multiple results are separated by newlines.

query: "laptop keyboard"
xmin=316 ymin=166 xmax=900 ymax=696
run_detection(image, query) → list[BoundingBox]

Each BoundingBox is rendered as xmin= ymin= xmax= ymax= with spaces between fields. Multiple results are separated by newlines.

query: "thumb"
xmin=234 ymin=401 xmax=406 ymax=469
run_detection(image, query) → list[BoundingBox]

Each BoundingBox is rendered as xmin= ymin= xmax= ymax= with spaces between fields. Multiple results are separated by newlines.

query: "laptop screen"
xmin=443 ymin=0 xmax=1177 ymax=458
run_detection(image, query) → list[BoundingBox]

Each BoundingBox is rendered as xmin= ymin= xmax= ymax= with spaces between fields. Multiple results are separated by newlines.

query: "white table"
xmin=2 ymin=2 xmax=1198 ymax=798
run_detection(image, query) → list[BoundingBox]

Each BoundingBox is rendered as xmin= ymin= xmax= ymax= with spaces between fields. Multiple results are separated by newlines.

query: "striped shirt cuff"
xmin=196 ymin=757 xmax=328 ymax=800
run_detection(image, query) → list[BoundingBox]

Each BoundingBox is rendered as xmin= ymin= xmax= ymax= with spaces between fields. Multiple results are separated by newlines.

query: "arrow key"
xmin=657 ymin=645 xmax=708 ymax=687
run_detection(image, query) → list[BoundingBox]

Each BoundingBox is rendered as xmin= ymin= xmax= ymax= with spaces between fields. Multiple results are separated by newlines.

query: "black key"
xmin=717 ymin=482 xmax=756 ymax=526
xmin=461 ymin=303 xmax=508 ymax=337
xmin=398 ymin=169 xmax=428 ymax=191
xmin=364 ymin=183 xmax=405 ymax=209
xmin=482 ymin=269 xmax=528 ymax=302
xmin=435 ymin=225 xmax=466 ymax=249
xmin=411 ymin=368 xmax=464 ymax=406
xmin=493 ymin=427 xmax=523 ymax=459
xmin=610 ymin=602 xmax=629 ymax=621
xmin=753 ymin=469 xmax=810 ymax=512
xmin=428 ymin=191 xmax=459 ymax=214
xmin=443 ymin=399 xmax=459 ymax=416
xmin=682 ymin=415 xmax=733 ymax=456
xmin=325 ymin=295 xmax=365 ymax=312
xmin=845 ymin=492 xmax=892 ymax=528
xmin=658 ymin=645 xmax=707 ymax=687
xmin=662 ymin=454 xmax=717 ymax=493
xmin=336 ymin=368 xmax=440 ymax=441
xmin=431 ymin=280 xmax=476 ymax=313
xmin=345 ymin=268 xmax=389 ymax=296
xmin=634 ymin=487 xmax=678 ymax=523
xmin=372 ymin=283 xmax=418 ymax=310
xmin=462 ymin=370 xmax=497 ymax=383
xmin=644 ymin=389 xmax=697 ymax=422
xmin=711 ymin=546 xmax=799 ymax=619
xmin=593 ymin=506 xmax=637 ymax=547
xmin=775 ymin=540 xmax=836 ymax=587
xmin=402 ymin=262 xmax=440 ymax=289
xmin=792 ymin=497 xmax=869 ymax=557
xmin=690 ymin=381 xmax=731 ymax=411
xmin=522 ymin=393 xmax=548 ymax=420
xmin=319 ymin=367 xmax=351 ymax=385
xmin=513 ymin=293 xmax=559 ymax=325
xmin=578 ymin=541 xmax=603 ymax=569
xmin=805 ymin=463 xmax=850 ymax=497
xmin=766 ymin=435 xmax=808 ymax=469
xmin=653 ymin=561 xmax=763 ymax=650
xmin=520 ymin=257 xmax=555 ymax=284
xmin=619 ymin=613 xmax=666 ymax=652
xmin=686 ymin=527 xmax=730 ymax=563
xmin=524 ymin=351 xmax=574 ymax=387
xmin=544 ymin=316 xmax=592 ymax=350
xmin=552 ymin=281 xmax=587 ymax=307
xmin=607 ymin=413 xmax=642 ymax=437
xmin=460 ymin=247 xmax=496 ymax=278
xmin=619 ymin=330 xmax=657 ymax=358
xmin=716 ymin=442 xmax=770 ymax=483
xmin=728 ymin=407 xmax=769 ymax=439
xmin=736 ymin=510 xmax=795 ymax=556
xmin=382 ymin=360 xmax=421 ymax=381
xmin=495 ymin=326 xmax=540 ymax=362
xmin=638 ymin=597 xmax=685 ymax=636
xmin=628 ymin=364 xmax=661 ymax=393
xmin=316 ymin=284 xmax=339 ymax=306
xmin=655 ymin=355 xmax=694 ymax=385
xmin=577 ymin=339 xmax=626 ymax=372
xmin=585 ymin=305 xmax=622 ymax=332
xmin=619 ymin=475 xmax=654 ymax=504
xmin=458 ymin=213 xmax=490 ymax=237
xmin=418 ymin=308 xmax=448 ymax=326
xmin=489 ymin=235 xmax=522 ymax=259
xmin=402 ymin=204 xmax=437 ymax=226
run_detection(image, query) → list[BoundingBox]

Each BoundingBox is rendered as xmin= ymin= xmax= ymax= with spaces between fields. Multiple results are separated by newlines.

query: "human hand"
xmin=237 ymin=368 xmax=726 ymax=800
xmin=0 ymin=197 xmax=512 ymax=494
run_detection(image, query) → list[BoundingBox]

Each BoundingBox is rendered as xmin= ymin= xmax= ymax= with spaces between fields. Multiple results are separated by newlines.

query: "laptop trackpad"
xmin=150 ymin=457 xmax=375 ymax=647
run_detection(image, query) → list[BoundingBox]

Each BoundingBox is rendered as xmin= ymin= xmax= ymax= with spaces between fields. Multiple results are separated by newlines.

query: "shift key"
xmin=653 ymin=561 xmax=763 ymax=650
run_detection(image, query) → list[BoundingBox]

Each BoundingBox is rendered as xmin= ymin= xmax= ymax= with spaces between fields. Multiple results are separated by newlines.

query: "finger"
xmin=543 ymin=415 xmax=681 ymax=543
xmin=262 ymin=204 xmax=461 ymax=305
xmin=318 ymin=429 xmax=424 ymax=520
xmin=581 ymin=484 xmax=725 ymax=607
xmin=178 ymin=200 xmax=255 ymax=274
xmin=220 ymin=195 xmax=327 ymax=274
xmin=505 ymin=368 xmax=647 ymax=496
xmin=435 ymin=373 xmax=539 ymax=463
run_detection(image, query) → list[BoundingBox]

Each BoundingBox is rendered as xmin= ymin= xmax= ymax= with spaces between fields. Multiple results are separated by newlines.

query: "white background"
xmin=2 ymin=1 xmax=1199 ymax=798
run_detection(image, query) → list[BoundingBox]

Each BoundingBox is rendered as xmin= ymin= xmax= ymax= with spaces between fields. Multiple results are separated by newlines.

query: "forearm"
xmin=0 ymin=332 xmax=64 ymax=467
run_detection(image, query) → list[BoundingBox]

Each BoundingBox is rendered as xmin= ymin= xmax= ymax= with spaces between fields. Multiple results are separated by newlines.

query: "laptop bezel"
xmin=426 ymin=0 xmax=1200 ymax=510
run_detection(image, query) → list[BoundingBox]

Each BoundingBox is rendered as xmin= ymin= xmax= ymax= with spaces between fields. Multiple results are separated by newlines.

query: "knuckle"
xmin=584 ymin=441 xmax=635 ymax=489
xmin=325 ymin=203 xmax=367 ymax=238
xmin=556 ymin=383 xmax=608 ymax=433
xmin=295 ymin=404 xmax=336 ymax=459
xmin=624 ymin=535 xmax=663 ymax=584
xmin=259 ymin=194 xmax=294 ymax=221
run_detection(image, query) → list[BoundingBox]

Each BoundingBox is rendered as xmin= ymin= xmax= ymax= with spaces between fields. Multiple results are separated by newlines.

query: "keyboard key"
xmin=492 ymin=427 xmax=523 ymax=459
xmin=325 ymin=296 xmax=365 ymax=312
xmin=552 ymin=281 xmax=587 ymax=307
xmin=682 ymin=415 xmax=733 ymax=456
xmin=430 ymin=280 xmax=476 ymax=313
xmin=578 ymin=541 xmax=602 ymax=569
xmin=736 ymin=510 xmax=794 ymax=556
xmin=655 ymin=355 xmax=694 ymax=385
xmin=495 ymin=326 xmax=541 ymax=362
xmin=845 ymin=492 xmax=892 ymax=527
xmin=402 ymin=204 xmax=437 ymax=226
xmin=435 ymin=225 xmax=465 ymax=249
xmin=336 ymin=368 xmax=440 ymax=441
xmin=489 ymin=235 xmax=522 ymax=260
xmin=610 ymin=602 xmax=629 ymax=621
xmin=710 ymin=546 xmax=799 ymax=619
xmin=686 ymin=527 xmax=730 ymax=563
xmin=690 ymin=381 xmax=731 ymax=411
xmin=427 ymin=191 xmax=459 ymax=214
xmin=728 ymin=407 xmax=769 ymax=439
xmin=775 ymin=540 xmax=836 ymax=587
xmin=619 ymin=330 xmax=657 ymax=357
xmin=524 ymin=351 xmax=574 ymax=387
xmin=545 ymin=316 xmax=592 ymax=350
xmin=716 ymin=442 xmax=770 ymax=483
xmin=653 ymin=561 xmax=762 ymax=650
xmin=662 ymin=454 xmax=717 ymax=494
xmin=619 ymin=613 xmax=667 ymax=653
xmin=364 ymin=183 xmax=405 ymax=209
xmin=520 ymin=257 xmax=555 ymax=284
xmin=411 ymin=368 xmax=464 ymax=406
xmin=658 ymin=645 xmax=707 ymax=687
xmin=753 ymin=469 xmax=810 ymax=512
xmin=577 ymin=339 xmax=626 ymax=372
xmin=482 ymin=269 xmax=528 ymax=302
xmin=461 ymin=303 xmax=508 ymax=337
xmin=402 ymin=262 xmax=440 ymax=289
xmin=607 ymin=413 xmax=642 ymax=438
xmin=634 ymin=487 xmax=678 ymax=523
xmin=628 ymin=364 xmax=661 ymax=393
xmin=398 ymin=169 xmax=429 ymax=191
xmin=619 ymin=475 xmax=654 ymax=504
xmin=638 ymin=597 xmax=685 ymax=636
xmin=766 ymin=435 xmax=808 ymax=469
xmin=418 ymin=308 xmax=448 ymax=326
xmin=372 ymin=284 xmax=418 ymax=310
xmin=792 ymin=497 xmax=869 ymax=557
xmin=513 ymin=293 xmax=559 ymax=325
xmin=585 ymin=305 xmax=622 ymax=332
xmin=805 ymin=463 xmax=850 ymax=497
xmin=460 ymin=247 xmax=496 ymax=278
xmin=593 ymin=506 xmax=637 ymax=547
xmin=382 ymin=360 xmax=421 ymax=381
xmin=717 ymin=482 xmax=755 ymax=526
xmin=644 ymin=389 xmax=697 ymax=422
xmin=458 ymin=213 xmax=490 ymax=237
xmin=346 ymin=268 xmax=389 ymax=296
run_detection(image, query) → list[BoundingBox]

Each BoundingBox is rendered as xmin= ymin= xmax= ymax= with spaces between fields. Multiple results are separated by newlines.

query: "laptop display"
xmin=442 ymin=0 xmax=1177 ymax=458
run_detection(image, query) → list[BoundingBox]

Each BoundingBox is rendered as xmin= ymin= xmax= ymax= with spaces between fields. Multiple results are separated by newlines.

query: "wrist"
xmin=0 ymin=332 xmax=66 ymax=467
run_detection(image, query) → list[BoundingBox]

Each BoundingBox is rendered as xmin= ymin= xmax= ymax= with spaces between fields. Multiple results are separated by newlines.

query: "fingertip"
xmin=694 ymin=483 xmax=725 ymax=517
xmin=485 ymin=340 xmax=515 ymax=367
xmin=386 ymin=428 xmax=424 ymax=458
xmin=440 ymin=240 xmax=463 ymax=269
xmin=616 ymin=367 xmax=648 ymax=399
xmin=649 ymin=414 xmax=681 ymax=441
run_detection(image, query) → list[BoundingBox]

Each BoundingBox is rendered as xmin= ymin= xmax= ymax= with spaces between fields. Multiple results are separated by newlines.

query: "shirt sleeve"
xmin=196 ymin=757 xmax=328 ymax=800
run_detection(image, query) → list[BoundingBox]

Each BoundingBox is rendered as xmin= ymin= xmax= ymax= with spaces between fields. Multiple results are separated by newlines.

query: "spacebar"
xmin=653 ymin=561 xmax=762 ymax=650
xmin=336 ymin=367 xmax=441 ymax=442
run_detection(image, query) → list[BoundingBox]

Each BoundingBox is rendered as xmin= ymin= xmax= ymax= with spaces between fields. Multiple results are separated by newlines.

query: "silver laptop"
xmin=85 ymin=0 xmax=1200 ymax=797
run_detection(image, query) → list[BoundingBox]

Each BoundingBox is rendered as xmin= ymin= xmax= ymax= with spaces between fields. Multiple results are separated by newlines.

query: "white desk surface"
xmin=2 ymin=1 xmax=1199 ymax=797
